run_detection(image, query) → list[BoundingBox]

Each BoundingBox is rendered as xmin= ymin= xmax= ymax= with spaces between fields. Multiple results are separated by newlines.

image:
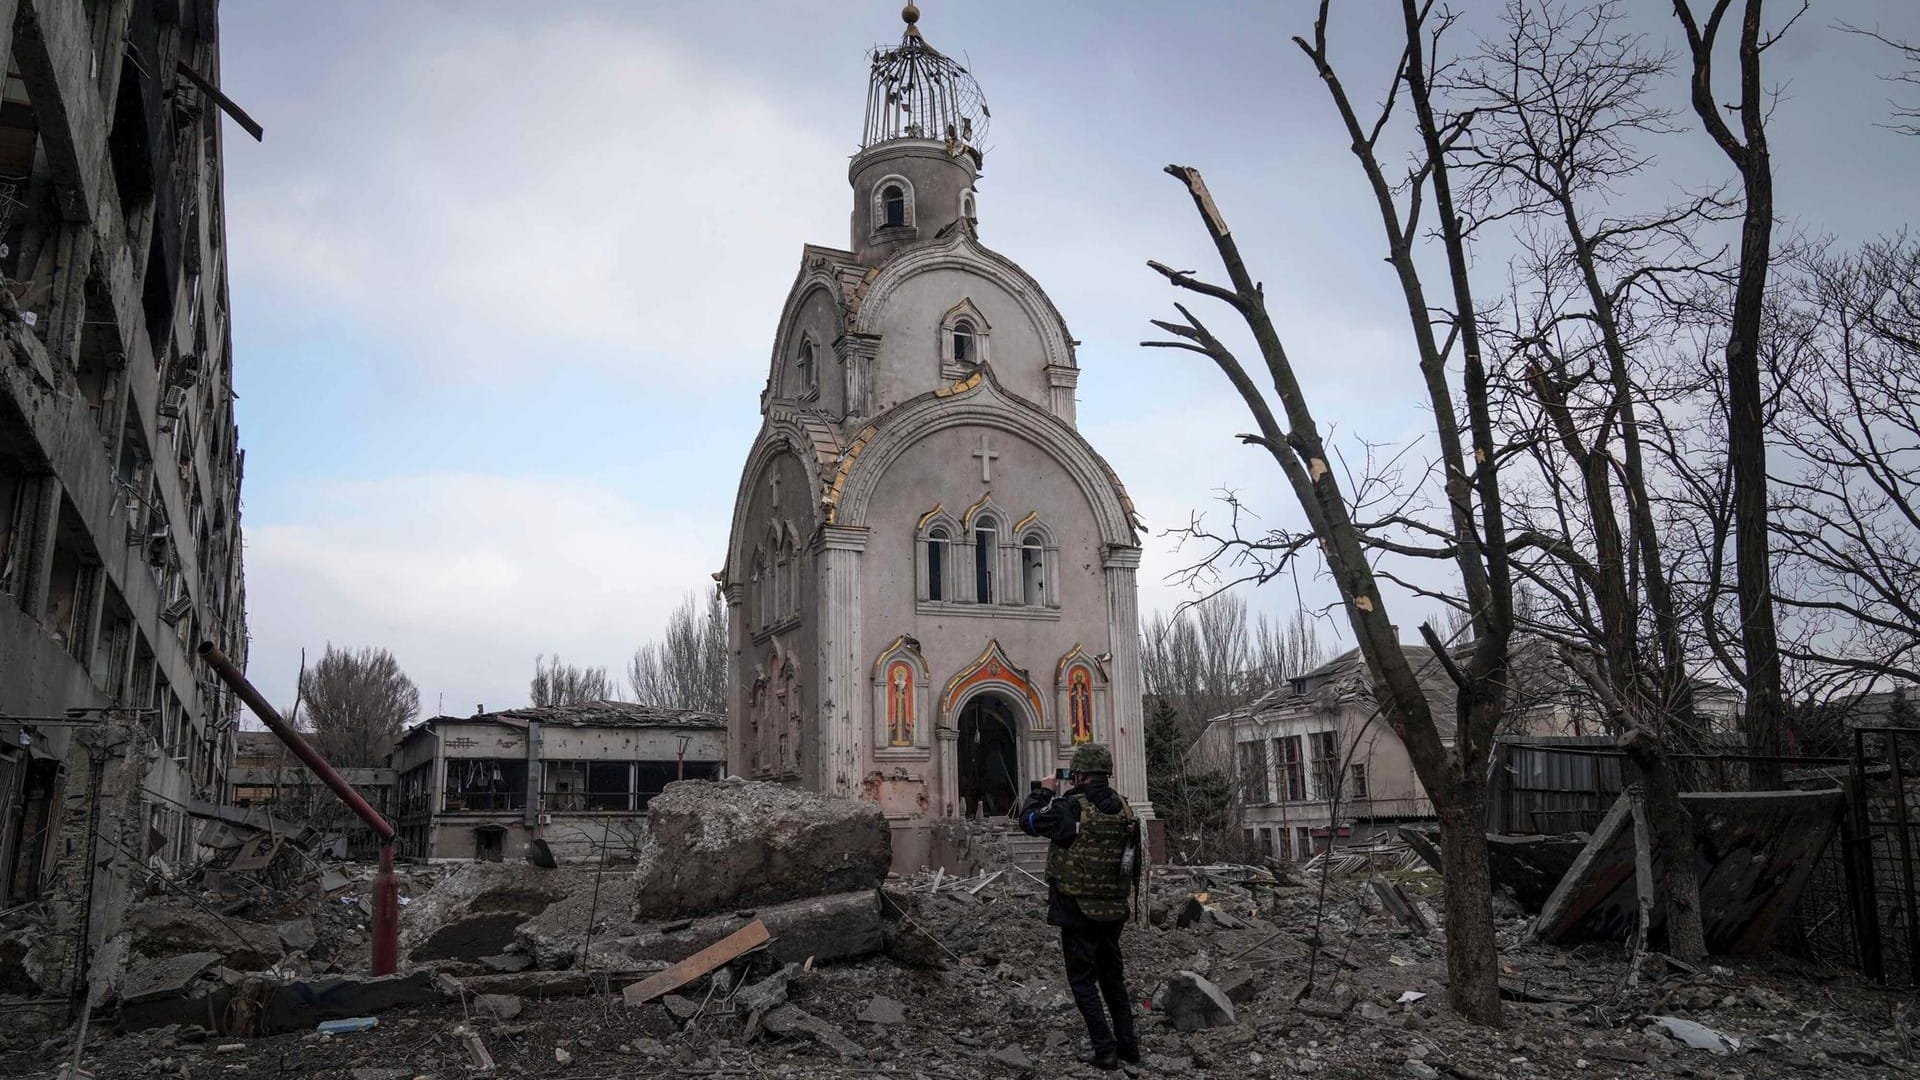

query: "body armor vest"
xmin=1046 ymin=794 xmax=1137 ymax=923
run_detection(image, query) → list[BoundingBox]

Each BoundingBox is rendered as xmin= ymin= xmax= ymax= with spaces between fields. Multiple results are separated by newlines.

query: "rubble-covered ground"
xmin=2 ymin=854 xmax=1913 ymax=1080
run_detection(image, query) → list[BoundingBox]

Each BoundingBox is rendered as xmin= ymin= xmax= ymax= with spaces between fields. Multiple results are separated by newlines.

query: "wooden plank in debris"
xmin=621 ymin=919 xmax=769 ymax=1006
xmin=1368 ymin=875 xmax=1430 ymax=935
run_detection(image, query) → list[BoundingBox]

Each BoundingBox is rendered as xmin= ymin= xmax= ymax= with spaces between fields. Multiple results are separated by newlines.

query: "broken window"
xmin=1272 ymin=736 xmax=1304 ymax=801
xmin=1349 ymin=762 xmax=1369 ymax=800
xmin=1309 ymin=730 xmax=1339 ymax=800
xmin=1238 ymin=740 xmax=1270 ymax=803
xmin=444 ymin=758 xmax=527 ymax=812
xmin=586 ymin=761 xmax=632 ymax=811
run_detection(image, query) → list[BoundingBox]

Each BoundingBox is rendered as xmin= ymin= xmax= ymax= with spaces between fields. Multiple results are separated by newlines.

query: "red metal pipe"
xmin=199 ymin=642 xmax=400 ymax=974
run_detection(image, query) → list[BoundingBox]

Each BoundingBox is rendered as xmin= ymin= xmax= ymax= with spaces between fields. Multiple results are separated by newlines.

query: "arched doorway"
xmin=956 ymin=693 xmax=1021 ymax=817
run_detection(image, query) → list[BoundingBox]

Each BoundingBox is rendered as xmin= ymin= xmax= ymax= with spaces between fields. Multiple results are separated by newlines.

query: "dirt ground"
xmin=3 ymin=860 xmax=1913 ymax=1080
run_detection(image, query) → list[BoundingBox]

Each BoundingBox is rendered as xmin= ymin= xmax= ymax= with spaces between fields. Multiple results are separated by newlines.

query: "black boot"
xmin=1079 ymin=1050 xmax=1120 ymax=1071
xmin=1116 ymin=1041 xmax=1141 ymax=1065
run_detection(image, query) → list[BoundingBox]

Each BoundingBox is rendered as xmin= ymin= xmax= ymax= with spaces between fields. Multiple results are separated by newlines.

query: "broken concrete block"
xmin=1158 ymin=970 xmax=1236 ymax=1032
xmin=632 ymin=780 xmax=890 ymax=920
xmin=990 ymin=1044 xmax=1032 ymax=1068
xmin=622 ymin=891 xmax=882 ymax=969
xmin=257 ymin=971 xmax=446 ymax=1034
xmin=857 ymin=995 xmax=907 ymax=1024
xmin=735 ymin=965 xmax=795 ymax=1015
xmin=474 ymin=993 xmax=523 ymax=1020
xmin=276 ymin=920 xmax=317 ymax=953
xmin=1648 ymin=1015 xmax=1739 ymax=1054
xmin=1211 ymin=967 xmax=1259 ymax=1006
xmin=761 ymin=1003 xmax=865 ymax=1059
xmin=126 ymin=904 xmax=282 ymax=971
xmin=119 ymin=951 xmax=222 ymax=1005
xmin=481 ymin=953 xmax=532 ymax=973
xmin=662 ymin=994 xmax=702 ymax=1022
xmin=409 ymin=914 xmax=527 ymax=963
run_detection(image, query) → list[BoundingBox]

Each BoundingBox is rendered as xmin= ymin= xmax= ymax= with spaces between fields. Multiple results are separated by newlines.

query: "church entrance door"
xmin=956 ymin=693 xmax=1021 ymax=818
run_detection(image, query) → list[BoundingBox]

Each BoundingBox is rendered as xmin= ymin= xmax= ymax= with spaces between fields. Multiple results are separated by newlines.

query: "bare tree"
xmin=1673 ymin=0 xmax=1804 ymax=788
xmin=1771 ymin=237 xmax=1920 ymax=685
xmin=530 ymin=654 xmax=612 ymax=707
xmin=1145 ymin=1 xmax=1517 ymax=1026
xmin=300 ymin=644 xmax=419 ymax=767
xmin=1451 ymin=0 xmax=1716 ymax=961
xmin=1142 ymin=594 xmax=1323 ymax=739
xmin=628 ymin=587 xmax=728 ymax=712
xmin=1842 ymin=23 xmax=1920 ymax=135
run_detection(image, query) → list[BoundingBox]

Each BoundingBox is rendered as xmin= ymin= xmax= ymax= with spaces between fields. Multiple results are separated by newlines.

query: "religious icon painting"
xmin=1068 ymin=666 xmax=1094 ymax=744
xmin=887 ymin=660 xmax=915 ymax=746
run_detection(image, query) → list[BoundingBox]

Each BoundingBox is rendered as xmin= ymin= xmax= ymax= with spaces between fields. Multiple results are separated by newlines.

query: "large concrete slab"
xmin=1533 ymin=788 xmax=1844 ymax=954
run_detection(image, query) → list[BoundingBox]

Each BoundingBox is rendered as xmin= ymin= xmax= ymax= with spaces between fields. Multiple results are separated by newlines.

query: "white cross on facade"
xmin=972 ymin=432 xmax=1000 ymax=484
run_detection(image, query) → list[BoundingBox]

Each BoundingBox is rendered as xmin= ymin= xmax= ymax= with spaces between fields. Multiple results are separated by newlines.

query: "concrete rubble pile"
xmin=2 ymin=778 xmax=1910 ymax=1079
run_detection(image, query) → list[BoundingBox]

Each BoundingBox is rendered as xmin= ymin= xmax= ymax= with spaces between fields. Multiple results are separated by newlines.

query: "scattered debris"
xmin=1156 ymin=970 xmax=1236 ymax=1031
xmin=622 ymin=919 xmax=770 ymax=1005
xmin=1647 ymin=1015 xmax=1740 ymax=1054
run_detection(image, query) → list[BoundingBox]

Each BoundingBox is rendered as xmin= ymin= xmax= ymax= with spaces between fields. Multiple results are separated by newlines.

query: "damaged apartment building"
xmin=392 ymin=701 xmax=726 ymax=862
xmin=0 ymin=0 xmax=250 ymax=931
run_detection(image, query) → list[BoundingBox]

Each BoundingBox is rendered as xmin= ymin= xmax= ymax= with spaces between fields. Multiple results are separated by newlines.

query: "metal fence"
xmin=1845 ymin=726 xmax=1920 ymax=986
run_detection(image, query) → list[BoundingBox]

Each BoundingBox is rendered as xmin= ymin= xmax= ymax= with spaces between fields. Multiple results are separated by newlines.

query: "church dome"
xmin=862 ymin=4 xmax=989 ymax=159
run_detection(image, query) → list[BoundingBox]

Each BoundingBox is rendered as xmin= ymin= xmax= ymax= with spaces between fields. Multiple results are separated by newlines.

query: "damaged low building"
xmin=1194 ymin=639 xmax=1607 ymax=860
xmin=391 ymin=701 xmax=726 ymax=862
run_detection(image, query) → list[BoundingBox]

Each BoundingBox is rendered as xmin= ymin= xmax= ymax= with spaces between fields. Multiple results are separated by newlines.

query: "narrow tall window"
xmin=797 ymin=340 xmax=817 ymax=393
xmin=973 ymin=516 xmax=996 ymax=603
xmin=927 ymin=527 xmax=948 ymax=601
xmin=882 ymin=184 xmax=906 ymax=227
xmin=951 ymin=319 xmax=974 ymax=365
xmin=1021 ymin=535 xmax=1044 ymax=605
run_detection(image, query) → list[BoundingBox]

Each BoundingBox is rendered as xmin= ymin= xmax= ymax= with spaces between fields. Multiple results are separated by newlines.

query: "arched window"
xmin=927 ymin=527 xmax=949 ymax=601
xmin=974 ymin=515 xmax=997 ymax=603
xmin=1021 ymin=534 xmax=1045 ymax=606
xmin=775 ymin=537 xmax=792 ymax=621
xmin=960 ymin=190 xmax=977 ymax=220
xmin=796 ymin=339 xmax=817 ymax=394
xmin=951 ymin=319 xmax=975 ymax=366
xmin=881 ymin=184 xmax=906 ymax=227
xmin=939 ymin=299 xmax=991 ymax=380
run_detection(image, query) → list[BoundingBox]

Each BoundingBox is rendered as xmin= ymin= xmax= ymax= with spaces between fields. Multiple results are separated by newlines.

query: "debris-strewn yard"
xmin=0 ymin=780 xmax=1911 ymax=1079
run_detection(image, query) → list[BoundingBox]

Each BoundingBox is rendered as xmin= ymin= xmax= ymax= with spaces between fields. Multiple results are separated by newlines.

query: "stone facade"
xmin=722 ymin=11 xmax=1148 ymax=869
xmin=0 ymin=2 xmax=249 ymax=907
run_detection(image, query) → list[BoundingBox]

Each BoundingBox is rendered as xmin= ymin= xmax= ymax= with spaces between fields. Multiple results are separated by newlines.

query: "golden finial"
xmin=903 ymin=3 xmax=921 ymax=36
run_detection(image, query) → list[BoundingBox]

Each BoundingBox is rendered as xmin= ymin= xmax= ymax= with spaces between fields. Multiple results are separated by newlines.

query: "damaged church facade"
xmin=722 ymin=7 xmax=1149 ymax=868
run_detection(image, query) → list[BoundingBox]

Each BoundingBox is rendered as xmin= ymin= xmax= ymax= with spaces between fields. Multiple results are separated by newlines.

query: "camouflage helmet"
xmin=1070 ymin=742 xmax=1114 ymax=775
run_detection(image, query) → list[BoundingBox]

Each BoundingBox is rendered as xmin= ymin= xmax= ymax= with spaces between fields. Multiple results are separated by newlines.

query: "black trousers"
xmin=1060 ymin=921 xmax=1136 ymax=1055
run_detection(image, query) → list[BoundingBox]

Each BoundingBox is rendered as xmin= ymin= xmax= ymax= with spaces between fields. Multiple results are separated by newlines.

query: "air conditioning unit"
xmin=537 ymin=813 xmax=553 ymax=826
xmin=159 ymin=595 xmax=192 ymax=625
xmin=167 ymin=353 xmax=201 ymax=389
xmin=158 ymin=387 xmax=188 ymax=419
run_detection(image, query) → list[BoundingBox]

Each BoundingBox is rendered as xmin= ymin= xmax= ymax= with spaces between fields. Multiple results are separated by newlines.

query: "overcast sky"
xmin=217 ymin=1 xmax=1920 ymax=718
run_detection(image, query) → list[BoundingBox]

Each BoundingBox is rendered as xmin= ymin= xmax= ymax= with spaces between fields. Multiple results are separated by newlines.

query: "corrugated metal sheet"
xmin=1486 ymin=736 xmax=1624 ymax=835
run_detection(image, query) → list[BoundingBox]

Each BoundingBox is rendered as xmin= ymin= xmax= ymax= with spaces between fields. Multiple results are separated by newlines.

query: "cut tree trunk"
xmin=1436 ymin=781 xmax=1503 ymax=1026
xmin=1621 ymin=729 xmax=1707 ymax=962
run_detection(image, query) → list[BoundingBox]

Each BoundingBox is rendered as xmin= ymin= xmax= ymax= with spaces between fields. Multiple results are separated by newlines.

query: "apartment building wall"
xmin=0 ymin=0 xmax=248 ymax=901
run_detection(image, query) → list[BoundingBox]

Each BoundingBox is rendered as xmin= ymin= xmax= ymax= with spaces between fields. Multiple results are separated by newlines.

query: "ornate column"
xmin=1045 ymin=364 xmax=1079 ymax=426
xmin=722 ymin=581 xmax=748 ymax=774
xmin=1103 ymin=546 xmax=1152 ymax=818
xmin=838 ymin=333 xmax=880 ymax=420
xmin=817 ymin=524 xmax=869 ymax=796
xmin=937 ymin=727 xmax=960 ymax=817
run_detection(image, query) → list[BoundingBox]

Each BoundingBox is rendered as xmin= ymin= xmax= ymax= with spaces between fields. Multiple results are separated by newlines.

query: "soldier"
xmin=1018 ymin=742 xmax=1143 ymax=1071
